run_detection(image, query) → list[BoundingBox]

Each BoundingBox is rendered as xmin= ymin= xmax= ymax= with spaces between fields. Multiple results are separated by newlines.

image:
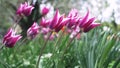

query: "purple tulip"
xmin=79 ymin=11 xmax=89 ymax=27
xmin=40 ymin=17 xmax=51 ymax=28
xmin=27 ymin=22 xmax=40 ymax=39
xmin=67 ymin=9 xmax=80 ymax=28
xmin=54 ymin=15 xmax=70 ymax=32
xmin=40 ymin=27 xmax=50 ymax=35
xmin=79 ymin=11 xmax=100 ymax=32
xmin=49 ymin=9 xmax=60 ymax=29
xmin=39 ymin=17 xmax=52 ymax=35
xmin=49 ymin=9 xmax=69 ymax=32
xmin=16 ymin=2 xmax=34 ymax=16
xmin=3 ymin=28 xmax=22 ymax=48
xmin=41 ymin=6 xmax=49 ymax=15
xmin=69 ymin=26 xmax=80 ymax=38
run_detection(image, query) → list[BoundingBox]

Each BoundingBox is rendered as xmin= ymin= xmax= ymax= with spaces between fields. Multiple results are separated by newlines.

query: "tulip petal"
xmin=50 ymin=9 xmax=60 ymax=29
xmin=84 ymin=23 xmax=100 ymax=32
xmin=79 ymin=10 xmax=89 ymax=27
xmin=83 ymin=17 xmax=95 ymax=29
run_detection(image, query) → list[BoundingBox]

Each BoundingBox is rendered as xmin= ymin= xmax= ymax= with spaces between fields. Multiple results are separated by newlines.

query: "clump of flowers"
xmin=2 ymin=2 xmax=35 ymax=48
xmin=35 ymin=8 xmax=100 ymax=67
xmin=1 ymin=1 xmax=101 ymax=68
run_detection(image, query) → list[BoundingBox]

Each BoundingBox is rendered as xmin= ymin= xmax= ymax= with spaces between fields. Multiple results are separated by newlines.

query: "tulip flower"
xmin=3 ymin=28 xmax=22 ymax=48
xmin=49 ymin=9 xmax=69 ymax=32
xmin=40 ymin=17 xmax=51 ymax=28
xmin=40 ymin=27 xmax=50 ymax=35
xmin=41 ymin=6 xmax=49 ymax=15
xmin=49 ymin=9 xmax=60 ymax=29
xmin=27 ymin=22 xmax=40 ymax=39
xmin=79 ymin=11 xmax=100 ymax=32
xmin=67 ymin=9 xmax=80 ymax=28
xmin=16 ymin=2 xmax=34 ymax=16
xmin=70 ymin=26 xmax=80 ymax=38
xmin=54 ymin=15 xmax=70 ymax=32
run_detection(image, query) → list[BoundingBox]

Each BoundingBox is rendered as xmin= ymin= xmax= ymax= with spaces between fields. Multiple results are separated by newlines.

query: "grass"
xmin=0 ymin=26 xmax=120 ymax=68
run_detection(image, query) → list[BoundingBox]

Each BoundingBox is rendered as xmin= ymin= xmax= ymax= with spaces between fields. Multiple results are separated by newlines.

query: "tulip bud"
xmin=41 ymin=6 xmax=49 ymax=15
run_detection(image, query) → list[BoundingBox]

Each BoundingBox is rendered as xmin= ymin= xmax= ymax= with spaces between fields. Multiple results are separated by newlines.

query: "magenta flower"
xmin=40 ymin=17 xmax=51 ymax=28
xmin=3 ymin=28 xmax=22 ymax=48
xmin=69 ymin=26 xmax=80 ymax=38
xmin=16 ymin=2 xmax=34 ymax=16
xmin=49 ymin=9 xmax=60 ymax=29
xmin=41 ymin=6 xmax=49 ymax=15
xmin=40 ymin=27 xmax=50 ymax=35
xmin=27 ymin=22 xmax=40 ymax=39
xmin=67 ymin=9 xmax=80 ymax=28
xmin=79 ymin=11 xmax=100 ymax=32
xmin=49 ymin=9 xmax=69 ymax=32
xmin=39 ymin=18 xmax=51 ymax=35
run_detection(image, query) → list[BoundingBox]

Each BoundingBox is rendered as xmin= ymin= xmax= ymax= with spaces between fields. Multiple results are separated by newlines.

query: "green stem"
xmin=112 ymin=55 xmax=120 ymax=68
xmin=53 ymin=31 xmax=65 ymax=52
xmin=14 ymin=38 xmax=27 ymax=54
xmin=13 ymin=16 xmax=22 ymax=29
xmin=0 ymin=44 xmax=4 ymax=52
xmin=54 ymin=33 xmax=62 ymax=47
xmin=61 ymin=32 xmax=80 ymax=59
xmin=36 ymin=32 xmax=52 ymax=68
